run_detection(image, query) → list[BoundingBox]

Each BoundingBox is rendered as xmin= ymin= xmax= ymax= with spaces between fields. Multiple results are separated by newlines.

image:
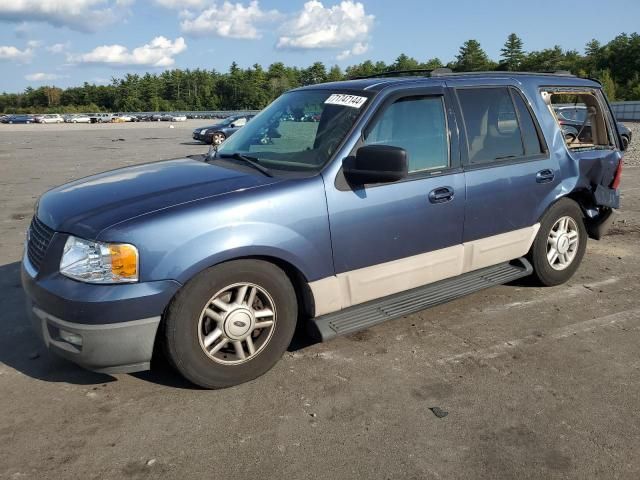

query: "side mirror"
xmin=344 ymin=145 xmax=408 ymax=185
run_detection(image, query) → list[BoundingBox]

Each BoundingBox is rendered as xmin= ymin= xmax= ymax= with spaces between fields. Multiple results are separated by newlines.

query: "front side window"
xmin=216 ymin=90 xmax=370 ymax=172
xmin=363 ymin=96 xmax=449 ymax=173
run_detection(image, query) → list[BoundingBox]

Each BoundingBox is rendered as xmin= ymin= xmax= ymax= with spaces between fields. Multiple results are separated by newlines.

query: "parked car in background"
xmin=111 ymin=113 xmax=133 ymax=123
xmin=89 ymin=113 xmax=113 ymax=123
xmin=33 ymin=115 xmax=45 ymax=123
xmin=192 ymin=114 xmax=254 ymax=145
xmin=554 ymin=105 xmax=632 ymax=149
xmin=169 ymin=114 xmax=187 ymax=122
xmin=39 ymin=114 xmax=64 ymax=124
xmin=70 ymin=114 xmax=91 ymax=124
xmin=2 ymin=114 xmax=35 ymax=124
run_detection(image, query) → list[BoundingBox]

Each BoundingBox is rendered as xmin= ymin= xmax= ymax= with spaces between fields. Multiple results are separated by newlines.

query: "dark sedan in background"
xmin=1 ymin=114 xmax=35 ymax=124
xmin=192 ymin=114 xmax=254 ymax=145
xmin=554 ymin=105 xmax=632 ymax=149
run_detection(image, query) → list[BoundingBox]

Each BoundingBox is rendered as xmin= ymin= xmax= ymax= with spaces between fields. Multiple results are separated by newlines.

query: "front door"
xmin=323 ymin=87 xmax=466 ymax=309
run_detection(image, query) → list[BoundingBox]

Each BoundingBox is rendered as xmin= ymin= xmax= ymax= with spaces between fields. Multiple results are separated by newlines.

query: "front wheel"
xmin=528 ymin=198 xmax=587 ymax=286
xmin=164 ymin=260 xmax=298 ymax=389
xmin=211 ymin=132 xmax=226 ymax=145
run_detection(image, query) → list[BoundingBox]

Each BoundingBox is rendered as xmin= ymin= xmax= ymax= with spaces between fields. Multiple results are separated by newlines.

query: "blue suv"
xmin=22 ymin=71 xmax=625 ymax=388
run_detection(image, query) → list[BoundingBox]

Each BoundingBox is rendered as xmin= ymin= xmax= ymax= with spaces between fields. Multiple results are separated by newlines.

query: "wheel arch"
xmin=168 ymin=252 xmax=317 ymax=320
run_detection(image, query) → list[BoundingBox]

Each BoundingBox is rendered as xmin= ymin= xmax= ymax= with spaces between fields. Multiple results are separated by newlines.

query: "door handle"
xmin=536 ymin=169 xmax=555 ymax=184
xmin=428 ymin=186 xmax=454 ymax=204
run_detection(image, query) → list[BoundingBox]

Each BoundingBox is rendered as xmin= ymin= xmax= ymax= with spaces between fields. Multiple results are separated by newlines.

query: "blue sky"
xmin=1 ymin=0 xmax=639 ymax=92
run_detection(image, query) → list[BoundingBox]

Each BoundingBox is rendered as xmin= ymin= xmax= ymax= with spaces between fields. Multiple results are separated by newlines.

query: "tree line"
xmin=2 ymin=32 xmax=639 ymax=114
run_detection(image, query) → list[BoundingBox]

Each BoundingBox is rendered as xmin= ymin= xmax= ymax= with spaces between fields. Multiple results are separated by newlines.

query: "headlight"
xmin=200 ymin=129 xmax=208 ymax=135
xmin=60 ymin=236 xmax=138 ymax=284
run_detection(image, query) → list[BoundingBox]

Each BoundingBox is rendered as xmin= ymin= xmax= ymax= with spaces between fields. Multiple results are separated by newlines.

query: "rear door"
xmin=454 ymin=85 xmax=557 ymax=268
xmin=324 ymin=86 xmax=466 ymax=308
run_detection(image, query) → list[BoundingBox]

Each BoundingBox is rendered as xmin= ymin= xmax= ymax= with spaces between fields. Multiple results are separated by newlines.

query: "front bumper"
xmin=28 ymin=304 xmax=160 ymax=373
xmin=21 ymin=254 xmax=181 ymax=373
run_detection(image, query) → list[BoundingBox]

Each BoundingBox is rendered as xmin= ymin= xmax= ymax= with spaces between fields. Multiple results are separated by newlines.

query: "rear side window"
xmin=457 ymin=87 xmax=542 ymax=164
xmin=364 ymin=96 xmax=449 ymax=173
xmin=511 ymin=90 xmax=544 ymax=156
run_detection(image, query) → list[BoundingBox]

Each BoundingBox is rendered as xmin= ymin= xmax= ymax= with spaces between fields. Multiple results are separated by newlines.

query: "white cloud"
xmin=46 ymin=42 xmax=70 ymax=54
xmin=154 ymin=0 xmax=208 ymax=8
xmin=336 ymin=41 xmax=368 ymax=60
xmin=0 ymin=0 xmax=130 ymax=32
xmin=69 ymin=36 xmax=187 ymax=67
xmin=180 ymin=1 xmax=279 ymax=39
xmin=25 ymin=72 xmax=64 ymax=81
xmin=26 ymin=39 xmax=41 ymax=48
xmin=0 ymin=45 xmax=33 ymax=62
xmin=277 ymin=1 xmax=373 ymax=55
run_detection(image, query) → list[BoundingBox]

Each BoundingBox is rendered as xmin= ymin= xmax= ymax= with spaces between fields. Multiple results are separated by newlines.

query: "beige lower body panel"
xmin=310 ymin=224 xmax=540 ymax=317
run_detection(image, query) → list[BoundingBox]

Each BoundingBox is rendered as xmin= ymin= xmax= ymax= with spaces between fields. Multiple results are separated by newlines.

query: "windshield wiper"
xmin=218 ymin=152 xmax=273 ymax=177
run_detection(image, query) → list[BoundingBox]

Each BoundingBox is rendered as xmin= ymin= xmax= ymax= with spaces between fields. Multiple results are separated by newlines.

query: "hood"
xmin=37 ymin=158 xmax=278 ymax=238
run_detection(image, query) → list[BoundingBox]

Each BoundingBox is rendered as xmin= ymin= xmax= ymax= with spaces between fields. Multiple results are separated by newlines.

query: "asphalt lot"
xmin=1 ymin=120 xmax=639 ymax=479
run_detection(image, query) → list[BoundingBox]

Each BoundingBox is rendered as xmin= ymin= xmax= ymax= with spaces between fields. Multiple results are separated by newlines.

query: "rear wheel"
xmin=164 ymin=260 xmax=297 ymax=389
xmin=528 ymin=198 xmax=587 ymax=286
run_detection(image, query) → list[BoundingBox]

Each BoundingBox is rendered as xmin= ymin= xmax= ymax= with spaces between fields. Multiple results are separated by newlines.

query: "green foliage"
xmin=2 ymin=31 xmax=639 ymax=113
xmin=500 ymin=33 xmax=525 ymax=71
xmin=453 ymin=40 xmax=495 ymax=71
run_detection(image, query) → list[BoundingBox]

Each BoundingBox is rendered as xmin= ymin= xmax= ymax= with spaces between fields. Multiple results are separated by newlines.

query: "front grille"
xmin=27 ymin=216 xmax=55 ymax=271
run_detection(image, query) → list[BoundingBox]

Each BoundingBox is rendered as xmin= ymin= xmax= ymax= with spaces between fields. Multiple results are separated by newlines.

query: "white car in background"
xmin=169 ymin=114 xmax=187 ymax=122
xmin=40 ymin=114 xmax=64 ymax=124
xmin=111 ymin=113 xmax=133 ymax=122
xmin=70 ymin=114 xmax=91 ymax=124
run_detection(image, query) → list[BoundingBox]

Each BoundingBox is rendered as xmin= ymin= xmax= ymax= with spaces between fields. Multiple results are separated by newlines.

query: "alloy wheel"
xmin=197 ymin=282 xmax=276 ymax=365
xmin=547 ymin=216 xmax=579 ymax=270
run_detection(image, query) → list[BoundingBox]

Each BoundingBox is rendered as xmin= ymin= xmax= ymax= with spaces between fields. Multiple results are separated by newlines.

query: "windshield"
xmin=220 ymin=116 xmax=237 ymax=126
xmin=558 ymin=107 xmax=587 ymax=123
xmin=216 ymin=90 xmax=370 ymax=172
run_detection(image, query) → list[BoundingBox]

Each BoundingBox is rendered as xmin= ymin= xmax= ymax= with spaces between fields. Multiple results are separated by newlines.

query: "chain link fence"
xmin=611 ymin=102 xmax=640 ymax=122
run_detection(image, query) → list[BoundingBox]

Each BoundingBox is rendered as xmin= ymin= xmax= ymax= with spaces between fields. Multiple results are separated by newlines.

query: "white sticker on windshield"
xmin=325 ymin=94 xmax=367 ymax=109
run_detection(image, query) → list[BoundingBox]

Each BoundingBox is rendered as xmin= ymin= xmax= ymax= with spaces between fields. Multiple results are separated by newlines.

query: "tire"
xmin=528 ymin=198 xmax=587 ymax=286
xmin=211 ymin=132 xmax=226 ymax=145
xmin=164 ymin=259 xmax=298 ymax=389
xmin=622 ymin=135 xmax=630 ymax=150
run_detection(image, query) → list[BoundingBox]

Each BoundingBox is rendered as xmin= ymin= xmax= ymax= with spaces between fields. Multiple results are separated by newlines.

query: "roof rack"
xmin=353 ymin=68 xmax=450 ymax=80
xmin=351 ymin=69 xmax=575 ymax=80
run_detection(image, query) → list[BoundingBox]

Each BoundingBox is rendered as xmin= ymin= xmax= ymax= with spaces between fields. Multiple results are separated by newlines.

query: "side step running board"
xmin=309 ymin=258 xmax=533 ymax=342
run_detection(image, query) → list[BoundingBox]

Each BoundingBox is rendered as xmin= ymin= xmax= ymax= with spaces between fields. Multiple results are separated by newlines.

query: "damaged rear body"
xmin=541 ymin=85 xmax=624 ymax=239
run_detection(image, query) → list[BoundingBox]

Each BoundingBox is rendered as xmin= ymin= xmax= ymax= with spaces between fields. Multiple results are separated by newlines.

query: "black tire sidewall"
xmin=529 ymin=198 xmax=587 ymax=286
xmin=165 ymin=260 xmax=297 ymax=389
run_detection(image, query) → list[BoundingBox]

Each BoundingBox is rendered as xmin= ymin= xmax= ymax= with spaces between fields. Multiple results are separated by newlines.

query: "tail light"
xmin=611 ymin=159 xmax=623 ymax=190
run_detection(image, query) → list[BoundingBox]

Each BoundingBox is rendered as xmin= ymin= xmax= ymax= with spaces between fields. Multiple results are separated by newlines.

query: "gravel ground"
xmin=622 ymin=122 xmax=640 ymax=166
xmin=0 ymin=121 xmax=639 ymax=480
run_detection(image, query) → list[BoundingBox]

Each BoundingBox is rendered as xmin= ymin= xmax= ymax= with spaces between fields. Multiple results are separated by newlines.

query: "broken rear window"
xmin=544 ymin=90 xmax=615 ymax=152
